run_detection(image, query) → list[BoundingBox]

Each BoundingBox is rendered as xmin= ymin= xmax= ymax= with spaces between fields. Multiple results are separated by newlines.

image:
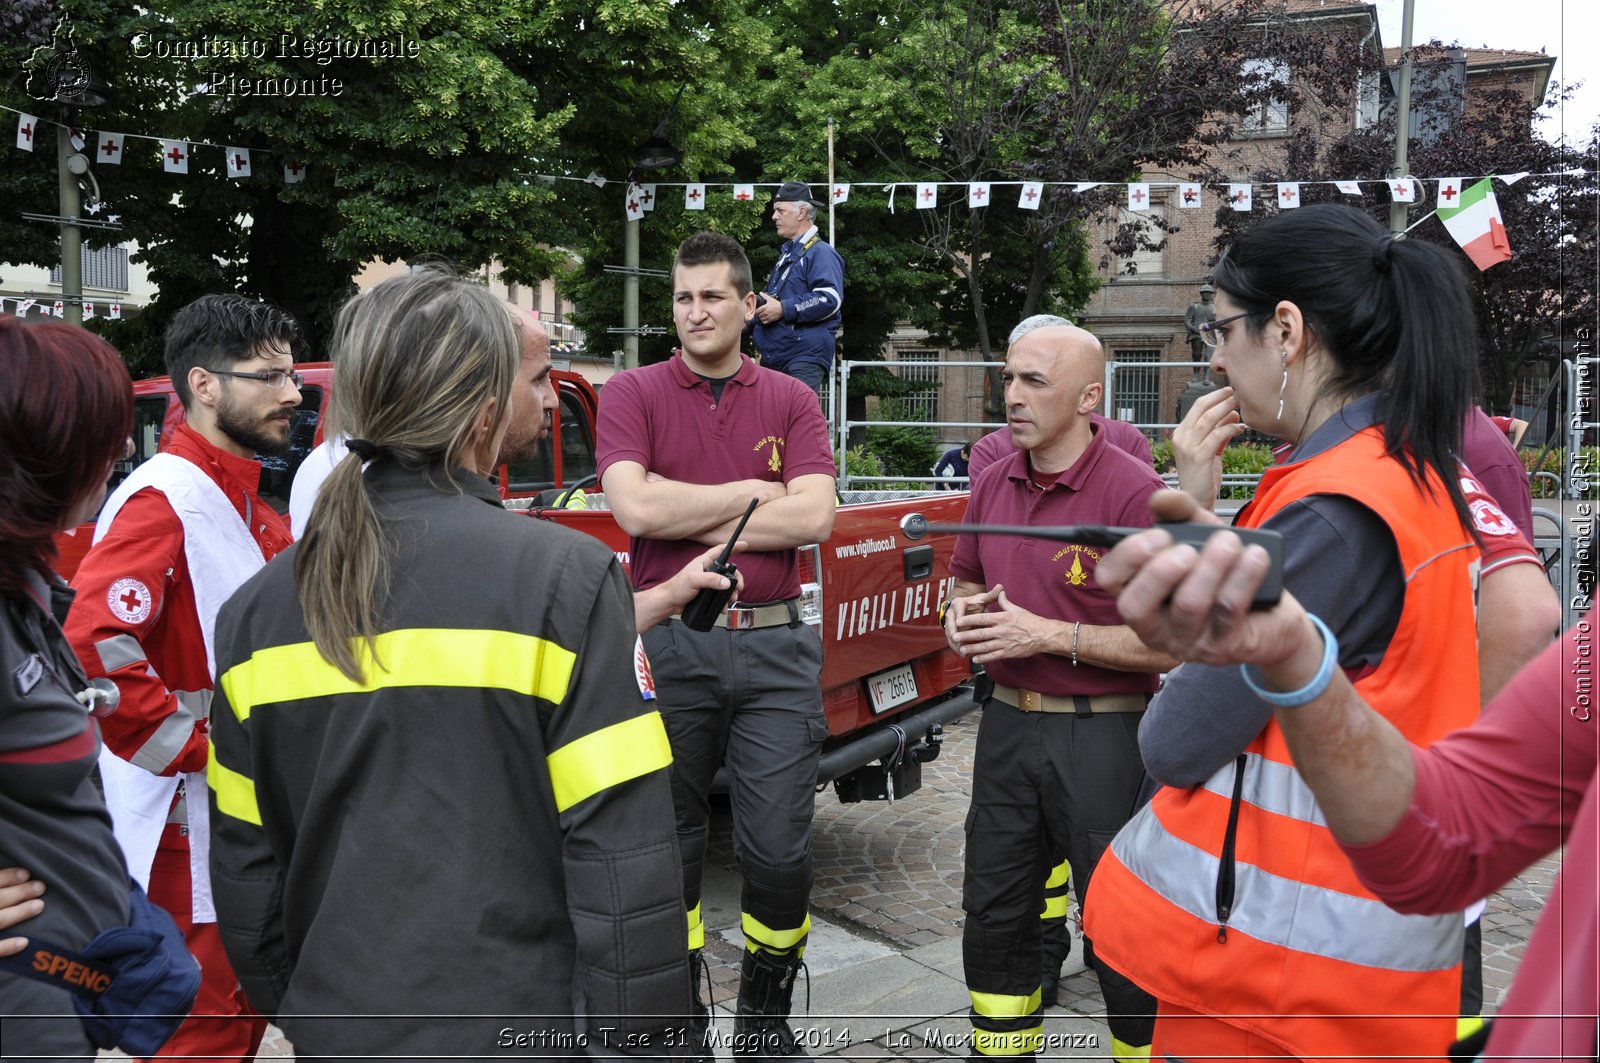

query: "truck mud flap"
xmin=708 ymin=682 xmax=980 ymax=796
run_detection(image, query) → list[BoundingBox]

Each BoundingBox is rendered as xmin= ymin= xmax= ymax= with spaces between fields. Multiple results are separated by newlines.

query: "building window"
xmin=1119 ymin=204 xmax=1166 ymax=277
xmin=893 ymin=348 xmax=940 ymax=422
xmin=51 ymin=244 xmax=130 ymax=291
xmin=1242 ymin=59 xmax=1289 ymax=133
xmin=1109 ymin=349 xmax=1160 ymax=426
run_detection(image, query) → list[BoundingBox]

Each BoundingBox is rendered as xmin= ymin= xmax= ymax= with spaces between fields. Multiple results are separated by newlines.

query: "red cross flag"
xmin=227 ymin=146 xmax=252 ymax=179
xmin=1127 ymin=183 xmax=1150 ymax=211
xmin=832 ymin=183 xmax=850 ymax=204
xmin=97 ymin=132 xmax=124 ymax=164
xmin=83 ymin=302 xmax=96 ymax=320
xmin=16 ymin=113 xmax=37 ymax=151
xmin=1335 ymin=181 xmax=1362 ymax=195
xmin=684 ymin=183 xmax=705 ymax=210
xmin=109 ymin=303 xmax=122 ymax=320
xmin=1277 ymin=182 xmax=1300 ymax=208
xmin=625 ymin=184 xmax=645 ymax=221
xmin=1178 ymin=183 xmax=1202 ymax=209
xmin=639 ymin=184 xmax=656 ymax=212
xmin=69 ymin=127 xmax=86 ymax=151
xmin=52 ymin=301 xmax=65 ymax=318
xmin=1389 ymin=178 xmax=1417 ymax=203
xmin=584 ymin=172 xmax=606 ymax=188
xmin=733 ymin=183 xmax=755 ymax=202
xmin=1018 ymin=182 xmax=1043 ymax=210
xmin=16 ymin=299 xmax=36 ymax=315
xmin=968 ymin=182 xmax=990 ymax=209
xmin=284 ymin=163 xmax=305 ymax=184
xmin=160 ymin=140 xmax=189 ymax=174
xmin=1228 ymin=183 xmax=1253 ymax=212
xmin=1436 ymin=177 xmax=1463 ymax=209
xmin=916 ymin=183 xmax=937 ymax=209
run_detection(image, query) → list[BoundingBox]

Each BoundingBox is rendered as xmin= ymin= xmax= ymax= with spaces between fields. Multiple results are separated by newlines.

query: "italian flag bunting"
xmin=1437 ymin=178 xmax=1512 ymax=271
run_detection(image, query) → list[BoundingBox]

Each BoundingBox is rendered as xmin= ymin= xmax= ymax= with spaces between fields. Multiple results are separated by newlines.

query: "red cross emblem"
xmin=1441 ymin=185 xmax=1458 ymax=201
xmin=834 ymin=187 xmax=845 ymax=199
xmin=973 ymin=186 xmax=987 ymax=201
xmin=1025 ymin=188 xmax=1038 ymax=202
xmin=641 ymin=189 xmax=653 ymax=204
xmin=101 ymin=139 xmax=118 ymax=158
xmin=1393 ymin=183 xmax=1407 ymax=195
xmin=1130 ymin=188 xmax=1145 ymax=204
xmin=1183 ymin=189 xmax=1197 ymax=203
xmin=19 ymin=123 xmax=32 ymax=142
xmin=233 ymin=153 xmax=247 ymax=171
xmin=288 ymin=165 xmax=303 ymax=176
xmin=688 ymin=188 xmax=701 ymax=202
xmin=736 ymin=190 xmax=751 ymax=200
xmin=120 ymin=588 xmax=143 ymax=612
xmin=1280 ymin=187 xmax=1296 ymax=202
xmin=922 ymin=188 xmax=934 ymax=201
xmin=107 ymin=578 xmax=153 ymax=623
xmin=628 ymin=198 xmax=639 ymax=212
xmin=1233 ymin=190 xmax=1247 ymax=202
xmin=167 ymin=145 xmax=186 ymax=165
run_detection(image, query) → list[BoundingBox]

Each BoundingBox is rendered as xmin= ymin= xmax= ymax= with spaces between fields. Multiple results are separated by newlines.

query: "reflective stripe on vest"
xmin=1111 ymin=798 xmax=1462 ymax=972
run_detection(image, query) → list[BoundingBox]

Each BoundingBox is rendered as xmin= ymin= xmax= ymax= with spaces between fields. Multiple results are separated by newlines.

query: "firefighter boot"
xmin=732 ymin=949 xmax=812 ymax=1060
xmin=687 ymin=949 xmax=715 ymax=1063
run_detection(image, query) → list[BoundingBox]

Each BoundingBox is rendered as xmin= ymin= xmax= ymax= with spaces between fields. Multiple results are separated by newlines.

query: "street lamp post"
xmin=44 ymin=53 xmax=115 ymax=326
xmin=621 ymin=92 xmax=684 ymax=369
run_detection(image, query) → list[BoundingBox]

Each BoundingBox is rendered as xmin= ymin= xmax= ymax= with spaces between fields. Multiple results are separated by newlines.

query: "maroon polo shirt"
xmin=951 ymin=424 xmax=1164 ymax=696
xmin=596 ymin=351 xmax=836 ymax=601
xmin=967 ymin=415 xmax=1153 ymax=484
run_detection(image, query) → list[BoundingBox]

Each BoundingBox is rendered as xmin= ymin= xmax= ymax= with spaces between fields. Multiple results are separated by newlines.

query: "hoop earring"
xmin=1276 ymin=352 xmax=1289 ymax=420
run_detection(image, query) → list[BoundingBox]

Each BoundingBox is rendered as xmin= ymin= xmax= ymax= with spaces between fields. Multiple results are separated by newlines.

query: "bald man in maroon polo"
xmin=942 ymin=322 xmax=1170 ymax=1060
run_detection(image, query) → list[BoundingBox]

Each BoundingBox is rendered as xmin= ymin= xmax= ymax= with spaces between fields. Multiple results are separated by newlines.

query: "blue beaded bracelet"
xmin=1239 ymin=614 xmax=1339 ymax=708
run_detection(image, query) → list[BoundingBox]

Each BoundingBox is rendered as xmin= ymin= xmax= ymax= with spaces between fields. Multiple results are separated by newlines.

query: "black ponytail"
xmin=1212 ymin=204 xmax=1480 ymax=533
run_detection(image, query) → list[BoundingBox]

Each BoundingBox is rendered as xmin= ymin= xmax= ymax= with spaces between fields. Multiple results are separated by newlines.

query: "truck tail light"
xmin=797 ymin=543 xmax=822 ymax=626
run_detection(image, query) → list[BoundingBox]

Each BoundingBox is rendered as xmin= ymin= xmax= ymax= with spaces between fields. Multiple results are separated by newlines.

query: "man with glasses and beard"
xmin=66 ymin=294 xmax=303 ymax=1061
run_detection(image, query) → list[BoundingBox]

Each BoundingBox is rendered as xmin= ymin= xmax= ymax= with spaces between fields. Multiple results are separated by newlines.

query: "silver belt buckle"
xmin=724 ymin=607 xmax=756 ymax=630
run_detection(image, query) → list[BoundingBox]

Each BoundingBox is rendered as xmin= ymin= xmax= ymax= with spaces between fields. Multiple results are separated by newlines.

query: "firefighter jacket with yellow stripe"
xmin=1085 ymin=426 xmax=1480 ymax=1063
xmin=206 ymin=461 xmax=691 ymax=1059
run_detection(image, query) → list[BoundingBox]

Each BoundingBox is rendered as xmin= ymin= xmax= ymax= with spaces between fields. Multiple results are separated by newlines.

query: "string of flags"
xmin=1 ymin=297 xmax=124 ymax=319
xmin=8 ymin=105 xmax=307 ymax=183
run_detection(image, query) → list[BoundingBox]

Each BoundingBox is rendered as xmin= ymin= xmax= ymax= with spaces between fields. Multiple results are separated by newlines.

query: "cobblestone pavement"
xmin=109 ymin=708 xmax=1559 ymax=1060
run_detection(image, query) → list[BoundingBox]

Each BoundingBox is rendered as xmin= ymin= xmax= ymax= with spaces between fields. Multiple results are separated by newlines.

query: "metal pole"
xmin=1388 ymin=0 xmax=1416 ymax=235
xmin=58 ymin=124 xmax=83 ymax=327
xmin=827 ymin=117 xmax=836 ymax=245
xmin=623 ymin=216 xmax=640 ymax=370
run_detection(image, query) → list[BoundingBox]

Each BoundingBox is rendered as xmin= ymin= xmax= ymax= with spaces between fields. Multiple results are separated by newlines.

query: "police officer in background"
xmin=943 ymin=321 xmax=1169 ymax=1062
xmin=752 ymin=182 xmax=844 ymax=397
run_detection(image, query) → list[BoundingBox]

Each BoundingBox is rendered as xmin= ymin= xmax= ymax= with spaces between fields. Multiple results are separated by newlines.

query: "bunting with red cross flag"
xmin=685 ymin=183 xmax=706 ymax=210
xmin=733 ymin=183 xmax=755 ymax=202
xmin=1178 ymin=182 xmax=1202 ymax=209
xmin=1127 ymin=183 xmax=1150 ymax=211
xmin=160 ymin=140 xmax=188 ymax=173
xmin=1436 ymin=177 xmax=1463 ymax=209
xmin=226 ymin=147 xmax=252 ymax=179
xmin=16 ymin=113 xmax=37 ymax=151
xmin=1389 ymin=178 xmax=1417 ymax=203
xmin=97 ymin=132 xmax=123 ymax=164
xmin=916 ymin=183 xmax=937 ymax=209
xmin=1277 ymin=182 xmax=1300 ymax=208
xmin=624 ymin=184 xmax=645 ymax=221
xmin=1018 ymin=182 xmax=1043 ymax=210
xmin=967 ymin=182 xmax=990 ymax=209
xmin=1228 ymin=183 xmax=1253 ymax=211
xmin=639 ymin=184 xmax=656 ymax=211
xmin=109 ymin=303 xmax=122 ymax=320
xmin=1336 ymin=181 xmax=1362 ymax=195
xmin=832 ymin=183 xmax=850 ymax=204
xmin=284 ymin=163 xmax=305 ymax=184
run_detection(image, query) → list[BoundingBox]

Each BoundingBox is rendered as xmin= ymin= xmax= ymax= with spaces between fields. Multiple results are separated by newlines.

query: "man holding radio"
xmin=599 ymin=231 xmax=836 ymax=1060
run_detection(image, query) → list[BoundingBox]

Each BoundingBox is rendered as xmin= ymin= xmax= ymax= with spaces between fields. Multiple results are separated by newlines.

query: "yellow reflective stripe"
xmin=206 ymin=756 xmax=261 ymax=826
xmin=688 ymin=903 xmax=705 ymax=951
xmin=547 ymin=712 xmax=672 ymax=813
xmin=1045 ymin=860 xmax=1071 ymax=889
xmin=969 ymin=989 xmax=1042 ymax=1019
xmin=741 ymin=912 xmax=811 ymax=954
xmin=972 ymin=1026 xmax=1043 ymax=1056
xmin=1039 ymin=894 xmax=1070 ymax=920
xmin=1111 ymin=1036 xmax=1151 ymax=1061
xmin=1457 ymin=1016 xmax=1485 ymax=1042
xmin=220 ymin=629 xmax=576 ymax=722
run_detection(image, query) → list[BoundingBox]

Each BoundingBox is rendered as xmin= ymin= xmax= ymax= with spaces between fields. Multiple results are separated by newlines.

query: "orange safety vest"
xmin=1084 ymin=427 xmax=1480 ymax=1063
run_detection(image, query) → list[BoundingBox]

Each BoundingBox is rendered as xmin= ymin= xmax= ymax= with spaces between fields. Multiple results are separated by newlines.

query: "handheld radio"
xmin=681 ymin=497 xmax=761 ymax=631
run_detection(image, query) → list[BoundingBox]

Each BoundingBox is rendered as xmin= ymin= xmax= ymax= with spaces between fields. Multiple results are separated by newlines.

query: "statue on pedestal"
xmin=1183 ymin=282 xmax=1216 ymax=365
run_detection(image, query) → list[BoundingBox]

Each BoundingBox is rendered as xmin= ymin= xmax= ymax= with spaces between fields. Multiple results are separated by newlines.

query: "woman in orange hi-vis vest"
xmin=1083 ymin=204 xmax=1489 ymax=1062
